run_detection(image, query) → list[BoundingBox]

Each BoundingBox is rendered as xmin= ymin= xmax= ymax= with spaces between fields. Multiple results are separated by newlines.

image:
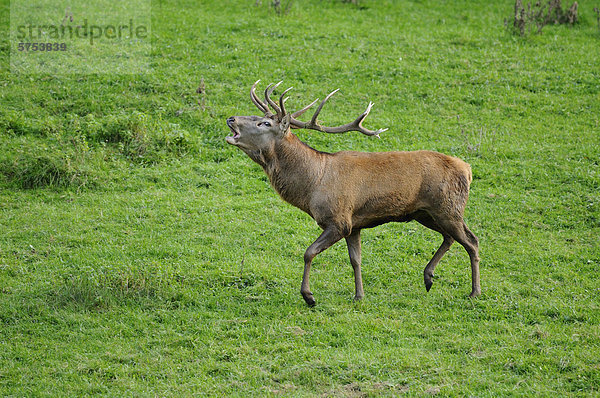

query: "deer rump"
xmin=226 ymin=81 xmax=480 ymax=306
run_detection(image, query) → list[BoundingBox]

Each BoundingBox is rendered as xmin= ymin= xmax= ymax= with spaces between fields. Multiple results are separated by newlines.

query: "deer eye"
xmin=263 ymin=121 xmax=271 ymax=127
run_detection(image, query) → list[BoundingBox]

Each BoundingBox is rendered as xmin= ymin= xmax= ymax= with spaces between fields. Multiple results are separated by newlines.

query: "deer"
xmin=226 ymin=81 xmax=480 ymax=306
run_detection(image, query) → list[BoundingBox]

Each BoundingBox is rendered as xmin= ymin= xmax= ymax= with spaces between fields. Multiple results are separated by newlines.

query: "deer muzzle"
xmin=226 ymin=117 xmax=241 ymax=144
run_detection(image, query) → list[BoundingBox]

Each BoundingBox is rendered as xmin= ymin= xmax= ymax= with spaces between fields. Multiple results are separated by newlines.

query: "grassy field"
xmin=1 ymin=0 xmax=599 ymax=395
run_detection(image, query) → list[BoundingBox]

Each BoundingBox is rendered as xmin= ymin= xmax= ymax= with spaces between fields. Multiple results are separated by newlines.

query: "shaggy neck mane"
xmin=262 ymin=133 xmax=327 ymax=214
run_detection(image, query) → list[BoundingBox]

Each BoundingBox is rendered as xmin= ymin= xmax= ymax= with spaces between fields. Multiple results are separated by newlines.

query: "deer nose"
xmin=227 ymin=117 xmax=235 ymax=126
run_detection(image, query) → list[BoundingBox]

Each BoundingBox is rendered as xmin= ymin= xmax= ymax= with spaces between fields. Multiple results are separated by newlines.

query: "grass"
xmin=1 ymin=0 xmax=599 ymax=395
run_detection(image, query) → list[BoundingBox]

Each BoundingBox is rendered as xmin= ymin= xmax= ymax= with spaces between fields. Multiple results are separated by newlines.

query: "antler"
xmin=250 ymin=80 xmax=272 ymax=117
xmin=288 ymin=89 xmax=388 ymax=138
xmin=249 ymin=81 xmax=387 ymax=138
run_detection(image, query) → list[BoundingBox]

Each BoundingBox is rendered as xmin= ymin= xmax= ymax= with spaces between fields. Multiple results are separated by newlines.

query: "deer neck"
xmin=261 ymin=133 xmax=326 ymax=214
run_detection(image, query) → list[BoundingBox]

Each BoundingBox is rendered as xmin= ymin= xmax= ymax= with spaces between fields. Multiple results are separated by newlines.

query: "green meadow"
xmin=1 ymin=0 xmax=599 ymax=395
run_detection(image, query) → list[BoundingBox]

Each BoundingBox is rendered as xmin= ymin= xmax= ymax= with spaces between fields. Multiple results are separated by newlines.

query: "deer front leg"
xmin=345 ymin=230 xmax=364 ymax=301
xmin=301 ymin=227 xmax=343 ymax=306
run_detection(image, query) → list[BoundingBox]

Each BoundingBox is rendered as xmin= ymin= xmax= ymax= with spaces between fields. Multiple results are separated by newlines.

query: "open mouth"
xmin=226 ymin=120 xmax=241 ymax=144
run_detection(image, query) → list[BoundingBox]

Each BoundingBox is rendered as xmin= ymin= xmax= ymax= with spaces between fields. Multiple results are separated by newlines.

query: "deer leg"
xmin=462 ymin=223 xmax=481 ymax=298
xmin=301 ymin=227 xmax=343 ymax=306
xmin=415 ymin=214 xmax=454 ymax=292
xmin=423 ymin=235 xmax=454 ymax=292
xmin=345 ymin=230 xmax=364 ymax=301
xmin=436 ymin=218 xmax=481 ymax=298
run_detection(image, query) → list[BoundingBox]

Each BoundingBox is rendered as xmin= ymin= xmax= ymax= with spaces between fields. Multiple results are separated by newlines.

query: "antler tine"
xmin=250 ymin=80 xmax=272 ymax=116
xmin=352 ymin=102 xmax=388 ymax=138
xmin=279 ymin=87 xmax=293 ymax=117
xmin=265 ymin=81 xmax=283 ymax=118
xmin=291 ymin=98 xmax=319 ymax=119
xmin=310 ymin=89 xmax=339 ymax=127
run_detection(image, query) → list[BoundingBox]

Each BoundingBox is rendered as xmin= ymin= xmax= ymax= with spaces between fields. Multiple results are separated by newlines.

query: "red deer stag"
xmin=226 ymin=81 xmax=480 ymax=306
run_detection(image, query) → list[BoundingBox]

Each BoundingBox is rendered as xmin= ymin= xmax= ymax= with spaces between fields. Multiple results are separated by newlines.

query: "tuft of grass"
xmin=0 ymin=111 xmax=196 ymax=189
xmin=0 ymin=135 xmax=94 ymax=189
xmin=54 ymin=261 xmax=190 ymax=311
xmin=73 ymin=111 xmax=194 ymax=164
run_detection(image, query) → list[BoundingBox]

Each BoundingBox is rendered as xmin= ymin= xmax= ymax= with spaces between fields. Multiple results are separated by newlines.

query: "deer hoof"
xmin=424 ymin=274 xmax=434 ymax=292
xmin=353 ymin=294 xmax=364 ymax=301
xmin=302 ymin=292 xmax=316 ymax=307
xmin=469 ymin=289 xmax=481 ymax=298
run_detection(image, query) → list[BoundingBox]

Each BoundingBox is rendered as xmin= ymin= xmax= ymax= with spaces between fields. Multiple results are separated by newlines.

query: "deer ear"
xmin=279 ymin=114 xmax=291 ymax=135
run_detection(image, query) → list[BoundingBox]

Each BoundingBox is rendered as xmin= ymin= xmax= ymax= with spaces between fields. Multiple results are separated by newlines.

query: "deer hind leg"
xmin=436 ymin=217 xmax=481 ymax=298
xmin=415 ymin=213 xmax=455 ymax=292
xmin=345 ymin=230 xmax=364 ymax=301
xmin=301 ymin=227 xmax=344 ymax=306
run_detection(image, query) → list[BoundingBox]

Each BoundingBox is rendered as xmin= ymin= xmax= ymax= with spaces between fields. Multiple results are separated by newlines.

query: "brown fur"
xmin=226 ymin=112 xmax=480 ymax=306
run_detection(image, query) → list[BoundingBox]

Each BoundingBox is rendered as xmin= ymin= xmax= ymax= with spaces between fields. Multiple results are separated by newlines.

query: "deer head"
xmin=226 ymin=80 xmax=387 ymax=156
